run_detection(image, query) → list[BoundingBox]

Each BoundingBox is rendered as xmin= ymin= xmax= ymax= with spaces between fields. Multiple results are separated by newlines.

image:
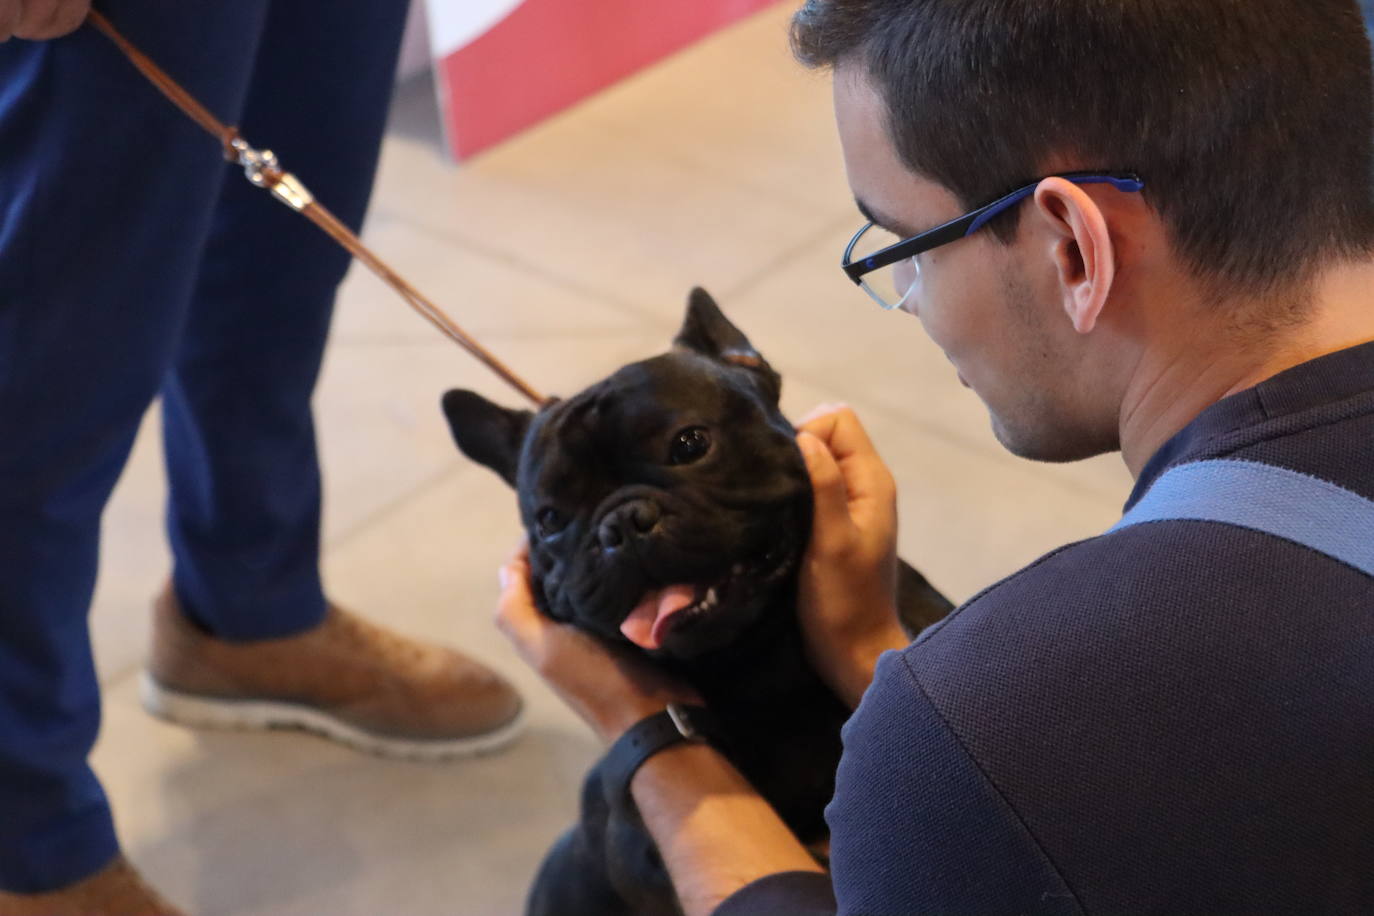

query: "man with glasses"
xmin=493 ymin=0 xmax=1374 ymax=913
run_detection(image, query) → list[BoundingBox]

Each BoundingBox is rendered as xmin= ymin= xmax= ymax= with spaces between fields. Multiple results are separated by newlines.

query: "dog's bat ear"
xmin=674 ymin=287 xmax=782 ymax=402
xmin=674 ymin=287 xmax=758 ymax=360
xmin=441 ymin=389 xmax=532 ymax=489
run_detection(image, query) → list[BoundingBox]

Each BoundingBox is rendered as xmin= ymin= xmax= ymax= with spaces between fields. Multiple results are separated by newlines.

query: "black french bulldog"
xmin=442 ymin=288 xmax=951 ymax=916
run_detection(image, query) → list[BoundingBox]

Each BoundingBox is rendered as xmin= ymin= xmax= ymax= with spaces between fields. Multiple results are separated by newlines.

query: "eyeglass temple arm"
xmin=842 ymin=172 xmax=1144 ymax=283
xmin=966 ymin=173 xmax=1145 ymax=235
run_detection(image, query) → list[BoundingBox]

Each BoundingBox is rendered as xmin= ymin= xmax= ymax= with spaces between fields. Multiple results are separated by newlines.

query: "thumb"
xmin=495 ymin=546 xmax=541 ymax=639
xmin=798 ymin=431 xmax=855 ymax=555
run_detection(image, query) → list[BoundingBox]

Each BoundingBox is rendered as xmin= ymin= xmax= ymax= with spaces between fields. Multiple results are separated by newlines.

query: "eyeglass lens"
xmin=851 ymin=224 xmax=919 ymax=310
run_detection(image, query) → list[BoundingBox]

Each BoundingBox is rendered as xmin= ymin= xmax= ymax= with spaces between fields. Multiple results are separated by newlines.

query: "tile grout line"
xmin=321 ymin=462 xmax=472 ymax=557
xmin=782 ymin=364 xmax=999 ymax=456
xmin=100 ymin=661 xmax=147 ymax=692
xmin=374 ymin=161 xmax=847 ymax=325
xmin=715 ymin=210 xmax=858 ymax=305
xmin=327 ymin=326 xmax=670 ymax=349
xmin=385 ymin=214 xmax=676 ymax=326
xmin=582 ymin=113 xmax=844 ymax=214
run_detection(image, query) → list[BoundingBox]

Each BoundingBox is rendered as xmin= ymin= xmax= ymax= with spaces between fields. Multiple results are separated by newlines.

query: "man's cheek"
xmin=912 ymin=300 xmax=960 ymax=361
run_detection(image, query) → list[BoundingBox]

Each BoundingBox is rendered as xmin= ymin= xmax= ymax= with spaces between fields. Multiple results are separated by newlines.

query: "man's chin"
xmin=990 ymin=413 xmax=1118 ymax=464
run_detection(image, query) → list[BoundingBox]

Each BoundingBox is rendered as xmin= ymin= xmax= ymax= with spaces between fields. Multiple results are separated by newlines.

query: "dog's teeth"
xmin=703 ymin=587 xmax=719 ymax=609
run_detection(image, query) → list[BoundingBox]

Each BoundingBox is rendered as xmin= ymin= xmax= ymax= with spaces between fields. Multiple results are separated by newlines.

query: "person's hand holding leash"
xmin=0 ymin=0 xmax=89 ymax=42
xmin=795 ymin=404 xmax=909 ymax=709
xmin=496 ymin=543 xmax=700 ymax=744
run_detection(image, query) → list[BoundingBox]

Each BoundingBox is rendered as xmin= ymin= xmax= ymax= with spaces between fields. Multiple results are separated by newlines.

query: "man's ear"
xmin=673 ymin=287 xmax=782 ymax=401
xmin=1032 ymin=178 xmax=1117 ymax=335
xmin=441 ymin=389 xmax=532 ymax=488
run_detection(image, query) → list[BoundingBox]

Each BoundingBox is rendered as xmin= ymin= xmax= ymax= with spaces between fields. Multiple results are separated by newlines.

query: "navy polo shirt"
xmin=717 ymin=341 xmax=1374 ymax=915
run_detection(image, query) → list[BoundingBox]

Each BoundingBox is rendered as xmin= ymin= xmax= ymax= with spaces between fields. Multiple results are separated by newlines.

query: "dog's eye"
xmin=535 ymin=508 xmax=567 ymax=539
xmin=669 ymin=427 xmax=712 ymax=465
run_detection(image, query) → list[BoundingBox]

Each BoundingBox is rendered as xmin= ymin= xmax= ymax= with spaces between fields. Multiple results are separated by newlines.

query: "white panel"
xmin=423 ymin=0 xmax=526 ymax=59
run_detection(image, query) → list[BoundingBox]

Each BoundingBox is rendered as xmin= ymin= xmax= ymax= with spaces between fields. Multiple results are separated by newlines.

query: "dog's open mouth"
xmin=620 ymin=578 xmax=728 ymax=650
xmin=619 ymin=547 xmax=796 ymax=651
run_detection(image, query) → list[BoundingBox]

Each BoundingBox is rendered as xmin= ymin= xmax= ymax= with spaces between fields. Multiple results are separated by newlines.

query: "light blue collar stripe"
xmin=1110 ymin=459 xmax=1374 ymax=578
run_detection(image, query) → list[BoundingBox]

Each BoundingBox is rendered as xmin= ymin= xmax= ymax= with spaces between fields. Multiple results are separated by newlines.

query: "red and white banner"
xmin=425 ymin=0 xmax=780 ymax=160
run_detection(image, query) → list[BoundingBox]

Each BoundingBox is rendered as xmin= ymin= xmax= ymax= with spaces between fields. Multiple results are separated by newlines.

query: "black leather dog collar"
xmin=602 ymin=703 xmax=718 ymax=805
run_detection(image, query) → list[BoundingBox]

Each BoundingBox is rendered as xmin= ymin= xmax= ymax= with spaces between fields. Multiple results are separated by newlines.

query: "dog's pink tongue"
xmin=620 ymin=585 xmax=697 ymax=650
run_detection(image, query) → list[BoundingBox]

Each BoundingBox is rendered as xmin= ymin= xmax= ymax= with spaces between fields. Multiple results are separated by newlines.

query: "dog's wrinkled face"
xmin=443 ymin=289 xmax=811 ymax=660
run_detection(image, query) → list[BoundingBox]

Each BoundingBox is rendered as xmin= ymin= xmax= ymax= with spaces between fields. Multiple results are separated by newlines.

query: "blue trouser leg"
xmin=0 ymin=3 xmax=271 ymax=891
xmin=163 ymin=0 xmax=408 ymax=639
xmin=0 ymin=0 xmax=406 ymax=891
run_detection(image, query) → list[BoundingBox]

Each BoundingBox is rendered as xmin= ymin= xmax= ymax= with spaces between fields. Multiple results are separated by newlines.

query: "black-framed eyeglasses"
xmin=842 ymin=171 xmax=1145 ymax=311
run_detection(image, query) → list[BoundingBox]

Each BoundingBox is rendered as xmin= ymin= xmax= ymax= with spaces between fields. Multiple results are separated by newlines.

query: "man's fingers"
xmin=797 ymin=405 xmax=879 ymax=466
xmin=797 ymin=406 xmax=895 ymax=513
xmin=794 ymin=401 xmax=850 ymax=430
xmin=13 ymin=0 xmax=57 ymax=38
xmin=797 ymin=431 xmax=855 ymax=556
xmin=13 ymin=0 xmax=88 ymax=39
xmin=47 ymin=0 xmax=91 ymax=39
xmin=0 ymin=0 xmax=24 ymax=41
xmin=495 ymin=548 xmax=542 ymax=640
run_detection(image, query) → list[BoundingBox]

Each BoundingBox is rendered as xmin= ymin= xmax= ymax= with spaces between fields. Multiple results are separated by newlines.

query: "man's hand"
xmin=1 ymin=0 xmax=91 ymax=42
xmin=795 ymin=404 xmax=909 ymax=709
xmin=496 ymin=543 xmax=700 ymax=744
xmin=498 ymin=546 xmax=823 ymax=916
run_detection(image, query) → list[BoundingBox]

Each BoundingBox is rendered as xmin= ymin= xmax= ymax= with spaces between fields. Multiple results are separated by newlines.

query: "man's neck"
xmin=1118 ymin=259 xmax=1374 ymax=478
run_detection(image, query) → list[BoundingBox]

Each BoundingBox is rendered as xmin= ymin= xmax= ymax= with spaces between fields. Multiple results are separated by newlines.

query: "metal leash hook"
xmin=85 ymin=9 xmax=549 ymax=409
xmin=227 ymin=135 xmax=314 ymax=212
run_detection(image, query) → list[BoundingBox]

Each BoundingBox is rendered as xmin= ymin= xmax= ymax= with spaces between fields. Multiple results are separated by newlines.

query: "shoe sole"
xmin=139 ymin=672 xmax=527 ymax=762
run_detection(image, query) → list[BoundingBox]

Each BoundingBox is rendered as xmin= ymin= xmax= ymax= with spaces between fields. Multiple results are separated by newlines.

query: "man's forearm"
xmin=821 ymin=618 xmax=910 ymax=709
xmin=629 ymin=741 xmax=824 ymax=916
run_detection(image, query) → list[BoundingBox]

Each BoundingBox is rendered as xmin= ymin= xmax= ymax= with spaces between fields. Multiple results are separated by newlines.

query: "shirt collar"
xmin=1125 ymin=339 xmax=1374 ymax=510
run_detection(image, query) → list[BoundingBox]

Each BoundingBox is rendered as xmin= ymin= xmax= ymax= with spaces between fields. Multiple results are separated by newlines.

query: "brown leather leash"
xmin=86 ymin=10 xmax=548 ymax=408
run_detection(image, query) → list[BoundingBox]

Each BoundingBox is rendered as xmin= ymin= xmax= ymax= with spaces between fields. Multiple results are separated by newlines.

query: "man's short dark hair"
xmin=793 ymin=0 xmax=1374 ymax=298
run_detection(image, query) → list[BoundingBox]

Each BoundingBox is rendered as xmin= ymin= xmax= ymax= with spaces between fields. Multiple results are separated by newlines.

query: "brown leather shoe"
xmin=142 ymin=585 xmax=524 ymax=761
xmin=0 ymin=855 xmax=185 ymax=916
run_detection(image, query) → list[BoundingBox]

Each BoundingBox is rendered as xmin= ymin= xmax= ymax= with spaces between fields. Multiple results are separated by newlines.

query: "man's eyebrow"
xmin=854 ymin=197 xmax=913 ymax=237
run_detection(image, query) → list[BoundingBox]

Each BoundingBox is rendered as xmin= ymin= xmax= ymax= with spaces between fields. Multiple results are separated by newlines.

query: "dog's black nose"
xmin=598 ymin=500 xmax=660 ymax=550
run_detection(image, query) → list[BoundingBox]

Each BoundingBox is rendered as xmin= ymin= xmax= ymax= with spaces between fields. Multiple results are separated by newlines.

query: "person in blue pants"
xmin=0 ymin=2 xmax=524 ymax=911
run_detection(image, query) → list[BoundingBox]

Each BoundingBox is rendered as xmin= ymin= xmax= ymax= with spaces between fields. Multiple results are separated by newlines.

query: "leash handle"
xmin=85 ymin=10 xmax=549 ymax=409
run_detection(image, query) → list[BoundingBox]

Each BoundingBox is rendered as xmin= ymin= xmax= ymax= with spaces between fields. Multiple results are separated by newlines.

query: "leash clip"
xmin=228 ymin=136 xmax=315 ymax=212
xmin=229 ymin=135 xmax=278 ymax=186
xmin=268 ymin=172 xmax=314 ymax=212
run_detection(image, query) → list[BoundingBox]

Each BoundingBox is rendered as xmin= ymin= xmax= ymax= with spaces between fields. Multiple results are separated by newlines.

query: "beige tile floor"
xmin=87 ymin=4 xmax=1133 ymax=913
